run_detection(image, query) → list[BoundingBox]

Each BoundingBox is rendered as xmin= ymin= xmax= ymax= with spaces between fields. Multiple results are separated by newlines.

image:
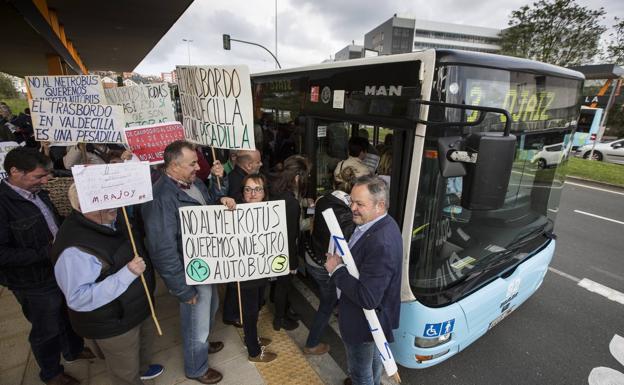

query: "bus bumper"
xmin=390 ymin=239 xmax=555 ymax=369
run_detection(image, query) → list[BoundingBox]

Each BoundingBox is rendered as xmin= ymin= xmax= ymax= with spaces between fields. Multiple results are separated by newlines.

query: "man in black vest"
xmin=51 ymin=184 xmax=163 ymax=385
xmin=0 ymin=147 xmax=92 ymax=385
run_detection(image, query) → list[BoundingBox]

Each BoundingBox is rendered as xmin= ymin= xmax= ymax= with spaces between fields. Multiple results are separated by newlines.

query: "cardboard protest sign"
xmin=176 ymin=65 xmax=255 ymax=150
xmin=105 ymin=83 xmax=176 ymax=127
xmin=30 ymin=99 xmax=125 ymax=144
xmin=124 ymin=122 xmax=185 ymax=164
xmin=25 ymin=75 xmax=105 ymax=104
xmin=71 ymin=162 xmax=152 ymax=213
xmin=180 ymin=201 xmax=289 ymax=285
xmin=0 ymin=141 xmax=20 ymax=180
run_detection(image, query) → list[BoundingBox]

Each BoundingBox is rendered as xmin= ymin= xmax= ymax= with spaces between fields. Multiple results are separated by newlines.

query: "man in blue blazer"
xmin=325 ymin=175 xmax=403 ymax=385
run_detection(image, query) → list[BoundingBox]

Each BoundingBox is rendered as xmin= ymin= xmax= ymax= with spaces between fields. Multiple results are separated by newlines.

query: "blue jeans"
xmin=179 ymin=284 xmax=219 ymax=378
xmin=344 ymin=341 xmax=383 ymax=385
xmin=305 ymin=263 xmax=337 ymax=348
xmin=12 ymin=285 xmax=84 ymax=382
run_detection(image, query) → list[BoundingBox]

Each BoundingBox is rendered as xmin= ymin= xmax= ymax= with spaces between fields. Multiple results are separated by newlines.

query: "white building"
xmin=412 ymin=19 xmax=501 ymax=53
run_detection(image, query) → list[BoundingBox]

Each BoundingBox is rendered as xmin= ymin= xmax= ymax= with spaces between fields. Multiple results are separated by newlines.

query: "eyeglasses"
xmin=243 ymin=186 xmax=264 ymax=194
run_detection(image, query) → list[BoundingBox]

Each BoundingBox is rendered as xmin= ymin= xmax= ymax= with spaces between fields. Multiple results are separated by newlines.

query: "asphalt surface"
xmin=294 ymin=180 xmax=624 ymax=385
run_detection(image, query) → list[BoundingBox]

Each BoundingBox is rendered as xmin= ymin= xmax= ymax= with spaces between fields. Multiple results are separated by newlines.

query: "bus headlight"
xmin=414 ymin=332 xmax=452 ymax=348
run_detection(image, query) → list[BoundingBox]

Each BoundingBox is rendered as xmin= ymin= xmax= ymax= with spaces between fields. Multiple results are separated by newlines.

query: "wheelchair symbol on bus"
xmin=423 ymin=319 xmax=455 ymax=337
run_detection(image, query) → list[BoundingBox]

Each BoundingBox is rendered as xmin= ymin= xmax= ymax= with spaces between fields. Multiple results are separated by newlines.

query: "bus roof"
xmin=253 ymin=49 xmax=585 ymax=81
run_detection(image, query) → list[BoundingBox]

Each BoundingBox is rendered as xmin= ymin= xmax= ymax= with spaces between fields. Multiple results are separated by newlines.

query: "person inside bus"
xmin=325 ymin=176 xmax=402 ymax=385
xmin=377 ymin=149 xmax=392 ymax=187
xmin=239 ymin=173 xmax=277 ymax=363
xmin=303 ymin=169 xmax=356 ymax=355
xmin=357 ymin=128 xmax=378 ymax=155
xmin=269 ymin=155 xmax=311 ymax=331
xmin=333 ymin=136 xmax=371 ymax=187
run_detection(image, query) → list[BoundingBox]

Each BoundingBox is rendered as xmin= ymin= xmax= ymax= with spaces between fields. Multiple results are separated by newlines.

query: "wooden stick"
xmin=121 ymin=207 xmax=163 ymax=336
xmin=79 ymin=143 xmax=88 ymax=165
xmin=392 ymin=371 xmax=401 ymax=383
xmin=237 ymin=281 xmax=244 ymax=327
xmin=210 ymin=147 xmax=222 ymax=190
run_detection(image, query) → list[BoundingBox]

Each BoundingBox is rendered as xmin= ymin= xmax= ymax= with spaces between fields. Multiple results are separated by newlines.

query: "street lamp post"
xmin=222 ymin=34 xmax=281 ymax=69
xmin=182 ymin=38 xmax=193 ymax=65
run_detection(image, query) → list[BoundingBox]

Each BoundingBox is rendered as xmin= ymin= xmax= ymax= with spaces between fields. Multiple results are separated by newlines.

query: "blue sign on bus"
xmin=423 ymin=319 xmax=455 ymax=337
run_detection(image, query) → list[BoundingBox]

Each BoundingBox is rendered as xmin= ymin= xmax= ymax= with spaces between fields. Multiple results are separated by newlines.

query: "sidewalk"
xmin=0 ymin=275 xmax=334 ymax=385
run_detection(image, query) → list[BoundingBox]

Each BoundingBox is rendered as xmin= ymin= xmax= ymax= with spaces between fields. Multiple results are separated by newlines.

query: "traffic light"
xmin=223 ymin=34 xmax=231 ymax=50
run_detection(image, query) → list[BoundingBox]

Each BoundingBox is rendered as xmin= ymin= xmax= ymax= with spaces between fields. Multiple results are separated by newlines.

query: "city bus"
xmin=572 ymin=106 xmax=602 ymax=150
xmin=250 ymin=49 xmax=584 ymax=368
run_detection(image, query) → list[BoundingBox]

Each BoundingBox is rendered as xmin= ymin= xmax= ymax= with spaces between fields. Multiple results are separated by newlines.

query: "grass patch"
xmin=562 ymin=157 xmax=624 ymax=187
xmin=1 ymin=98 xmax=28 ymax=114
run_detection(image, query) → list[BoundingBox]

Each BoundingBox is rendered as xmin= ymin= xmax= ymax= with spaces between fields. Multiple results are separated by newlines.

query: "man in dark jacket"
xmin=0 ymin=147 xmax=93 ymax=385
xmin=51 ymin=184 xmax=163 ymax=385
xmin=325 ymin=176 xmax=403 ymax=385
xmin=222 ymin=149 xmax=263 ymax=327
xmin=142 ymin=140 xmax=234 ymax=385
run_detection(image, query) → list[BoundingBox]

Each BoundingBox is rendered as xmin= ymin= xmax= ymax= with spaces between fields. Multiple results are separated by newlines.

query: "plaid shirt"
xmin=3 ymin=180 xmax=58 ymax=238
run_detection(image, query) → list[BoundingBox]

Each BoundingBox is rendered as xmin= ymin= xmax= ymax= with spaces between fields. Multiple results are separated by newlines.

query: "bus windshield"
xmin=409 ymin=65 xmax=582 ymax=307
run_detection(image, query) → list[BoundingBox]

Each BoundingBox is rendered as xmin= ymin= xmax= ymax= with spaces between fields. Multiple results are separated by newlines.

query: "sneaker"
xmin=140 ymin=364 xmax=164 ymax=380
xmin=249 ymin=346 xmax=277 ymax=363
xmin=64 ymin=347 xmax=96 ymax=363
xmin=258 ymin=337 xmax=272 ymax=347
xmin=303 ymin=342 xmax=330 ymax=355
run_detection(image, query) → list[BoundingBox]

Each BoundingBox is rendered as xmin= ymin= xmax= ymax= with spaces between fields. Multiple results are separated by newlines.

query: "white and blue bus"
xmin=250 ymin=49 xmax=584 ymax=368
xmin=572 ymin=106 xmax=602 ymax=150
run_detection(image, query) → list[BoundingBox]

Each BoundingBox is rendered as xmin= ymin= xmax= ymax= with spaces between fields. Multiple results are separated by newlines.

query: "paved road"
xmin=294 ymin=180 xmax=624 ymax=385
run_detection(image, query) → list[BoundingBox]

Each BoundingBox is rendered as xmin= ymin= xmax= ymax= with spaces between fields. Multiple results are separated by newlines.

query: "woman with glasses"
xmin=240 ymin=173 xmax=277 ymax=363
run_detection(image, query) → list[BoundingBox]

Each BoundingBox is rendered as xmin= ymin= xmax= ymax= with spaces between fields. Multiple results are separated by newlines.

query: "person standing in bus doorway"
xmin=333 ymin=137 xmax=371 ymax=187
xmin=325 ymin=176 xmax=402 ymax=385
xmin=142 ymin=140 xmax=235 ymax=384
xmin=222 ymin=149 xmax=263 ymax=328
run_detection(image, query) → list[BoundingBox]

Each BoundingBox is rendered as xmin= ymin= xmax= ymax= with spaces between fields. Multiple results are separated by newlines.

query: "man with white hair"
xmin=51 ymin=185 xmax=163 ymax=385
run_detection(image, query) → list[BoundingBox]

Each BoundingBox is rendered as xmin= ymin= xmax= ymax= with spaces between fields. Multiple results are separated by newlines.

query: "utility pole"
xmin=182 ymin=38 xmax=193 ymax=65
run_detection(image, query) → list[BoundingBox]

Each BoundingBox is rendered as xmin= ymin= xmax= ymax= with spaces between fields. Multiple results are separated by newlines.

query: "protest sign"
xmin=124 ymin=122 xmax=185 ymax=164
xmin=176 ymin=65 xmax=255 ymax=150
xmin=25 ymin=75 xmax=105 ymax=104
xmin=71 ymin=162 xmax=152 ymax=213
xmin=30 ymin=99 xmax=125 ymax=144
xmin=0 ymin=141 xmax=20 ymax=180
xmin=105 ymin=83 xmax=176 ymax=127
xmin=180 ymin=201 xmax=289 ymax=285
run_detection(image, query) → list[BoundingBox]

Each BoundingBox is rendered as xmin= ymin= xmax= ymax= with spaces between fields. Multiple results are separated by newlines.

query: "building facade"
xmin=413 ymin=19 xmax=501 ymax=53
xmin=364 ymin=15 xmax=415 ymax=56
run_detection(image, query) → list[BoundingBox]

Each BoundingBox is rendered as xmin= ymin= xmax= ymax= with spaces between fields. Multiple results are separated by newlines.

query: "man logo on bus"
xmin=364 ymin=85 xmax=403 ymax=97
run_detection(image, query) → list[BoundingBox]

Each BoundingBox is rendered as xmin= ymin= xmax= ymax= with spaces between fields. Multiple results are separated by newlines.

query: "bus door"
xmin=306 ymin=118 xmax=414 ymax=225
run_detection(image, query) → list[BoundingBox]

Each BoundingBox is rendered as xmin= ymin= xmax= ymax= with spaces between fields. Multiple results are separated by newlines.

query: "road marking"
xmin=548 ymin=267 xmax=580 ymax=282
xmin=565 ymin=181 xmax=624 ymax=196
xmin=574 ymin=210 xmax=624 ymax=225
xmin=578 ymin=278 xmax=624 ymax=306
xmin=588 ymin=335 xmax=624 ymax=385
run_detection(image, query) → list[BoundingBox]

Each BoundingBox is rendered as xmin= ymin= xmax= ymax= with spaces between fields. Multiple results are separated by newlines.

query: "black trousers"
xmin=240 ymin=283 xmax=266 ymax=357
xmin=273 ymin=274 xmax=293 ymax=320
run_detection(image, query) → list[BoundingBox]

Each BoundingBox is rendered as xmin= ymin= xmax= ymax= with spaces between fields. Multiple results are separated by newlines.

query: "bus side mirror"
xmin=438 ymin=136 xmax=467 ymax=178
xmin=461 ymin=133 xmax=517 ymax=210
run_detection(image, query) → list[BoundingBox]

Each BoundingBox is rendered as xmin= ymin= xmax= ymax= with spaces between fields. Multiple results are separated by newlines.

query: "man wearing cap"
xmin=51 ymin=184 xmax=163 ymax=385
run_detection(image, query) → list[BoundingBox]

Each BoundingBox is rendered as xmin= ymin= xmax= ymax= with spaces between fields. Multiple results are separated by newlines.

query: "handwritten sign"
xmin=124 ymin=122 xmax=185 ymax=164
xmin=176 ymin=65 xmax=255 ymax=150
xmin=25 ymin=75 xmax=105 ymax=104
xmin=180 ymin=201 xmax=289 ymax=285
xmin=30 ymin=99 xmax=125 ymax=144
xmin=0 ymin=142 xmax=20 ymax=180
xmin=71 ymin=162 xmax=152 ymax=213
xmin=105 ymin=83 xmax=176 ymax=127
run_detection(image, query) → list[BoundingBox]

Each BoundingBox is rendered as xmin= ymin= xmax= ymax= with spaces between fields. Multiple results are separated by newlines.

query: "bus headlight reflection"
xmin=414 ymin=332 xmax=452 ymax=348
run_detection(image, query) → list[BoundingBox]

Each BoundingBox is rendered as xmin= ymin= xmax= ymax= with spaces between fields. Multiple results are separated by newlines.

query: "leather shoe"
xmin=303 ymin=342 xmax=330 ymax=355
xmin=223 ymin=319 xmax=243 ymax=328
xmin=272 ymin=317 xmax=298 ymax=331
xmin=249 ymin=347 xmax=277 ymax=363
xmin=65 ymin=347 xmax=96 ymax=363
xmin=45 ymin=373 xmax=79 ymax=385
xmin=258 ymin=337 xmax=272 ymax=347
xmin=208 ymin=341 xmax=224 ymax=354
xmin=187 ymin=368 xmax=223 ymax=384
xmin=343 ymin=378 xmax=352 ymax=385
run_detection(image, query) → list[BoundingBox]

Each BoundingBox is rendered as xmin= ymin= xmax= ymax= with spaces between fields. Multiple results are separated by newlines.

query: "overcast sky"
xmin=134 ymin=0 xmax=623 ymax=76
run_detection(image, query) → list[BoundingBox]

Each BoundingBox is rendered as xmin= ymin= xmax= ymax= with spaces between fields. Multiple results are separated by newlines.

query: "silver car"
xmin=574 ymin=139 xmax=624 ymax=165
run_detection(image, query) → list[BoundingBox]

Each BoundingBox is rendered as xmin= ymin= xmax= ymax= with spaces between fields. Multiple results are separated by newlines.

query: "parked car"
xmin=532 ymin=142 xmax=569 ymax=169
xmin=574 ymin=139 xmax=624 ymax=165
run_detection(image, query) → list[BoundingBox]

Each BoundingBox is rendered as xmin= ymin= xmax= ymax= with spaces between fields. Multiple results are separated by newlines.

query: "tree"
xmin=0 ymin=73 xmax=18 ymax=99
xmin=500 ymin=0 xmax=606 ymax=67
xmin=605 ymin=17 xmax=624 ymax=65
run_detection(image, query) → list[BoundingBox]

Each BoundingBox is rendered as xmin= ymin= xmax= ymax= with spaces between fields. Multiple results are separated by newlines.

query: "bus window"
xmin=316 ymin=121 xmax=350 ymax=194
xmin=259 ymin=108 xmax=305 ymax=171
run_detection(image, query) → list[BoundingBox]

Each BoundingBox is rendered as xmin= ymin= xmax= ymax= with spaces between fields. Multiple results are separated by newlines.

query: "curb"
xmin=565 ymin=175 xmax=624 ymax=191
